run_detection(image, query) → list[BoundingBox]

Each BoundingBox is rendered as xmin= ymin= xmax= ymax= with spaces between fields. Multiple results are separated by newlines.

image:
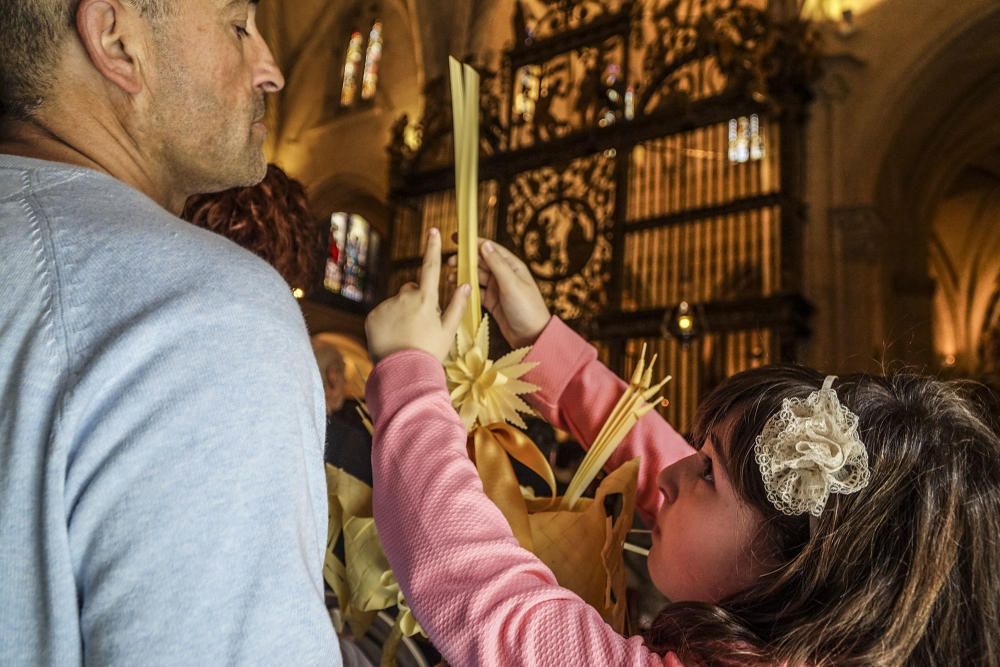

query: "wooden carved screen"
xmin=387 ymin=0 xmax=819 ymax=432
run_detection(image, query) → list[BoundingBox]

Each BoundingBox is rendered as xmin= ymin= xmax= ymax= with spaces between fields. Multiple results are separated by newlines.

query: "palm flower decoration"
xmin=561 ymin=344 xmax=671 ymax=510
xmin=445 ymin=315 xmax=539 ymax=431
xmin=445 ymin=58 xmax=542 ymax=434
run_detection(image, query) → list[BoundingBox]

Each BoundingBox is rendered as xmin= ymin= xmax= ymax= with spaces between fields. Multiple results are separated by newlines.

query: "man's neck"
xmin=0 ymin=111 xmax=186 ymax=215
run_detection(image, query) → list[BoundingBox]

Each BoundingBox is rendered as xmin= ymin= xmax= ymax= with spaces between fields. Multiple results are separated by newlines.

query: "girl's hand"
xmin=459 ymin=240 xmax=550 ymax=349
xmin=366 ymin=229 xmax=471 ymax=363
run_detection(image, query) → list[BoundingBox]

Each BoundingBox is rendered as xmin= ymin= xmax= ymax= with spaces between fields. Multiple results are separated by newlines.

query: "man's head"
xmin=311 ymin=337 xmax=347 ymax=415
xmin=0 ymin=0 xmax=284 ymax=203
xmin=0 ymin=0 xmax=164 ymax=119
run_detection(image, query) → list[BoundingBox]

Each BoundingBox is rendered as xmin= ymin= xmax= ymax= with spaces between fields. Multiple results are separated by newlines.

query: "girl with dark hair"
xmin=362 ymin=231 xmax=1000 ymax=666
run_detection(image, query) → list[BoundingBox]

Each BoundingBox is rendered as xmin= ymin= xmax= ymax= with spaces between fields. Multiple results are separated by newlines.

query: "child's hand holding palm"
xmin=453 ymin=239 xmax=551 ymax=349
xmin=366 ymin=228 xmax=471 ymax=363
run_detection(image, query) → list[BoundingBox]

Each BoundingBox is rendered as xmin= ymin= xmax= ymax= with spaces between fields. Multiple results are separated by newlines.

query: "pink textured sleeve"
xmin=523 ymin=317 xmax=696 ymax=523
xmin=367 ymin=350 xmax=684 ymax=667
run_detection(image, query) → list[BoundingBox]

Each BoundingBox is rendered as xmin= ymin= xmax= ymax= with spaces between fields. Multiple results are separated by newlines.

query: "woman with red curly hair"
xmin=183 ymin=164 xmax=322 ymax=290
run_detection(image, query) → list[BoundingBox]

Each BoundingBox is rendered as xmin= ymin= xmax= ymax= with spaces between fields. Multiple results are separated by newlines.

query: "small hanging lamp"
xmin=662 ymin=224 xmax=706 ymax=345
xmin=662 ymin=298 xmax=705 ymax=345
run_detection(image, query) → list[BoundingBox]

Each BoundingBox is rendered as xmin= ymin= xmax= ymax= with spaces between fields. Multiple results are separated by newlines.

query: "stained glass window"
xmin=361 ymin=21 xmax=383 ymax=101
xmin=341 ymin=31 xmax=364 ymax=107
xmin=514 ymin=65 xmax=541 ymax=122
xmin=324 ymin=213 xmax=381 ymax=303
xmin=324 ymin=213 xmax=348 ymax=293
xmin=599 ymin=63 xmax=622 ymax=127
xmin=728 ymin=114 xmax=765 ymax=163
xmin=624 ymin=85 xmax=636 ymax=121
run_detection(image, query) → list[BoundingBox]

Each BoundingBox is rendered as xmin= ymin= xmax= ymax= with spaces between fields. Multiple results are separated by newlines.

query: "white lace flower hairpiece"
xmin=753 ymin=376 xmax=870 ymax=517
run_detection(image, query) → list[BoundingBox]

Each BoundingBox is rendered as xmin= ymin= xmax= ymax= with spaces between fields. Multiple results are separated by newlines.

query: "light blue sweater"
xmin=0 ymin=155 xmax=340 ymax=665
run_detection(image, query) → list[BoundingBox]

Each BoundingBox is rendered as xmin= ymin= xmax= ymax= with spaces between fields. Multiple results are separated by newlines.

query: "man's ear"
xmin=76 ymin=0 xmax=145 ymax=95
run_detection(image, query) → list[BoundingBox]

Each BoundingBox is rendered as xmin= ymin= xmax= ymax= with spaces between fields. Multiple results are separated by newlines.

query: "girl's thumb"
xmin=441 ymin=284 xmax=472 ymax=337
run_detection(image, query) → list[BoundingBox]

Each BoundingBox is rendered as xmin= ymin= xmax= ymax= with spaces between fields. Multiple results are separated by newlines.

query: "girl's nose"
xmin=658 ymin=453 xmax=702 ymax=505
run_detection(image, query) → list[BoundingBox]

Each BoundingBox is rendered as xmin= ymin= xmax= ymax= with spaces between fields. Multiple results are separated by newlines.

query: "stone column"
xmin=801 ymin=45 xmax=867 ymax=371
xmin=829 ymin=205 xmax=889 ymax=371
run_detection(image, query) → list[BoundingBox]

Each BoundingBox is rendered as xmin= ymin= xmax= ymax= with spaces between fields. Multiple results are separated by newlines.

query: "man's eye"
xmin=235 ymin=25 xmax=250 ymax=39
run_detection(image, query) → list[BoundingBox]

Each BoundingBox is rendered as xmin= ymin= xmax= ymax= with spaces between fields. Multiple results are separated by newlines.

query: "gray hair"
xmin=0 ymin=0 xmax=168 ymax=119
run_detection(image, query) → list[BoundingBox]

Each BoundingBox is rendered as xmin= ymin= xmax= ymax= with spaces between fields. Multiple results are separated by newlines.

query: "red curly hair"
xmin=182 ymin=164 xmax=323 ymax=289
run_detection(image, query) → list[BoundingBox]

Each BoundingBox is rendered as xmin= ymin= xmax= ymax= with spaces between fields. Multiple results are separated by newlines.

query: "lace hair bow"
xmin=754 ymin=376 xmax=870 ymax=517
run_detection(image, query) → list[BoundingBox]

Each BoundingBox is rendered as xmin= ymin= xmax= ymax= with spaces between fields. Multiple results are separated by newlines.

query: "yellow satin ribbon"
xmin=470 ymin=422 xmax=556 ymax=550
xmin=470 ymin=431 xmax=640 ymax=633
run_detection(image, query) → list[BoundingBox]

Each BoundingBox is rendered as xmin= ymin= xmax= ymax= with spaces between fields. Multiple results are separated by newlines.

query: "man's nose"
xmin=252 ymin=37 xmax=285 ymax=94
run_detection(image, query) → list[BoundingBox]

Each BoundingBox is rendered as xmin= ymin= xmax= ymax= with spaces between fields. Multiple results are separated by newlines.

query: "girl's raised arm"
xmin=367 ymin=350 xmax=682 ymax=667
xmin=522 ymin=316 xmax=694 ymax=523
xmin=474 ymin=241 xmax=694 ymax=523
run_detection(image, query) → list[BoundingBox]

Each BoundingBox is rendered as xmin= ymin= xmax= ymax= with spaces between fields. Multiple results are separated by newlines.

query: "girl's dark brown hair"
xmin=645 ymin=365 xmax=1000 ymax=666
xmin=182 ymin=164 xmax=323 ymax=289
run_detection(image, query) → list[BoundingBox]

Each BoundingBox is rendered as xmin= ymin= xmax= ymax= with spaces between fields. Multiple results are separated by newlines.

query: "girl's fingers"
xmin=441 ymin=284 xmax=472 ymax=337
xmin=479 ymin=241 xmax=524 ymax=295
xmin=447 ymin=237 xmax=529 ymax=288
xmin=482 ymin=289 xmax=499 ymax=313
xmin=447 ymin=271 xmax=488 ymax=287
xmin=420 ymin=228 xmax=442 ymax=299
xmin=449 ymin=238 xmax=527 ymax=275
xmin=485 ymin=241 xmax=530 ymax=278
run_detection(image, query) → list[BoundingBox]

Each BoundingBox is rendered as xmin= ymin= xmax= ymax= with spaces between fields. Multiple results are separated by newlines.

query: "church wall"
xmin=257 ymin=0 xmax=423 ymax=234
xmin=929 ymin=170 xmax=1000 ymax=374
xmin=802 ymin=0 xmax=1000 ymax=372
xmin=254 ymin=0 xmax=1000 ymax=378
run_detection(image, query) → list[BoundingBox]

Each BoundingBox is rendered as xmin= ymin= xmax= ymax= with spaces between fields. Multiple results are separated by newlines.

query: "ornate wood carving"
xmin=386 ymin=0 xmax=821 ymax=431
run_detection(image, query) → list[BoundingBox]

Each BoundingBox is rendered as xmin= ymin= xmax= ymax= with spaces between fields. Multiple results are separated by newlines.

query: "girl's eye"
xmin=701 ymin=457 xmax=715 ymax=484
xmin=235 ymin=25 xmax=250 ymax=39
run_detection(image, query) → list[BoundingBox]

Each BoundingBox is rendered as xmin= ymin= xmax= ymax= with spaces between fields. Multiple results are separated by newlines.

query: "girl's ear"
xmin=76 ymin=0 xmax=145 ymax=96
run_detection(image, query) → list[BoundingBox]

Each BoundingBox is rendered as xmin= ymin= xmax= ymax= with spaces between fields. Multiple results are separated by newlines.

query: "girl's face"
xmin=647 ymin=438 xmax=773 ymax=602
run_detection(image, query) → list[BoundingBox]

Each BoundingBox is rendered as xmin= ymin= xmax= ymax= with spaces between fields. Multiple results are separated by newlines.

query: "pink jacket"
xmin=367 ymin=317 xmax=696 ymax=666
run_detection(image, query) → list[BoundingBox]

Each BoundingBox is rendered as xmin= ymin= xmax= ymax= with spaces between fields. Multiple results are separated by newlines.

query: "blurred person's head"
xmin=311 ymin=336 xmax=347 ymax=415
xmin=0 ymin=0 xmax=285 ymax=212
xmin=182 ymin=164 xmax=322 ymax=289
xmin=310 ymin=333 xmax=373 ymax=416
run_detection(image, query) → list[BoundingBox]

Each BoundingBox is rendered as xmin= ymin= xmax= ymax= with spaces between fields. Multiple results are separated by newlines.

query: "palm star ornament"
xmin=445 ymin=314 xmax=540 ymax=431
